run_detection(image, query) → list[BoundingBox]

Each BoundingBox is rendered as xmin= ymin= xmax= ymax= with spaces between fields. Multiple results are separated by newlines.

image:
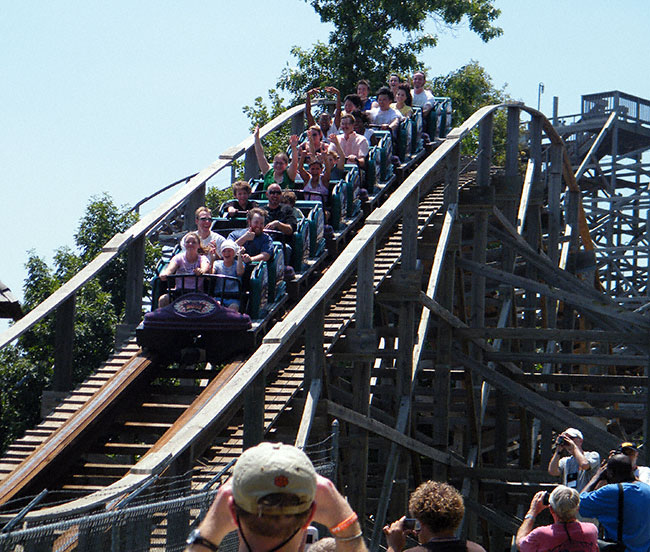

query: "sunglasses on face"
xmin=198 ymin=217 xmax=211 ymax=222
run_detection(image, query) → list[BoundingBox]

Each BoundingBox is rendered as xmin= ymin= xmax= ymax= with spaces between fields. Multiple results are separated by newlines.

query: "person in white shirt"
xmin=328 ymin=114 xmax=369 ymax=172
xmin=548 ymin=428 xmax=600 ymax=493
xmin=411 ymin=71 xmax=435 ymax=117
xmin=368 ymin=87 xmax=403 ymax=137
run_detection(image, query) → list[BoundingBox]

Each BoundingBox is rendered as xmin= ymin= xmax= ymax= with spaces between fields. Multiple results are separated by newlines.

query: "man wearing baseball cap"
xmin=615 ymin=442 xmax=650 ymax=485
xmin=186 ymin=442 xmax=366 ymax=552
xmin=548 ymin=428 xmax=600 ymax=493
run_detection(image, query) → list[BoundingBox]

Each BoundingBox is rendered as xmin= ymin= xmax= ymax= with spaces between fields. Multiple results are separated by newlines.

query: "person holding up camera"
xmin=383 ymin=481 xmax=485 ymax=552
xmin=515 ymin=486 xmax=598 ymax=551
xmin=579 ymin=454 xmax=650 ymax=552
xmin=548 ymin=428 xmax=600 ymax=493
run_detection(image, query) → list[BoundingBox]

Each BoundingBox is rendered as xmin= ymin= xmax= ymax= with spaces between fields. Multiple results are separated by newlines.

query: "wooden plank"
xmin=456 ymin=351 xmax=620 ymax=452
xmin=455 ymin=328 xmax=647 ymax=343
xmin=294 ymin=379 xmax=322 ymax=450
xmin=0 ymin=353 xmax=152 ymax=507
xmin=485 ymin=351 xmax=648 ymax=367
xmin=457 ymin=257 xmax=650 ymax=329
xmin=511 ymin=373 xmax=648 ymax=386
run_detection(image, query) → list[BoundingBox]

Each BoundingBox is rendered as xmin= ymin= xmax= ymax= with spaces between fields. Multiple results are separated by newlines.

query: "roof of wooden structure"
xmin=0 ymin=280 xmax=23 ymax=321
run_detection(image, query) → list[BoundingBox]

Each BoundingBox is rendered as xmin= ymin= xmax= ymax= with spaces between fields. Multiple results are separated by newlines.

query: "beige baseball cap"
xmin=232 ymin=442 xmax=317 ymax=515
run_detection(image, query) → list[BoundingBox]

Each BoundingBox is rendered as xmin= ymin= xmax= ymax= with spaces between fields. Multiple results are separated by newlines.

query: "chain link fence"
xmin=0 ymin=434 xmax=338 ymax=551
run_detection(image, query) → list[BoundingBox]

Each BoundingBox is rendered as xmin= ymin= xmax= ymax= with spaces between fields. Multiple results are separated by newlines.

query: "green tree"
xmin=0 ymin=194 xmax=160 ymax=452
xmin=430 ymin=60 xmax=512 ymax=163
xmin=242 ymin=89 xmax=292 ymax=171
xmin=75 ymin=193 xmax=160 ymax=315
xmin=278 ymin=0 xmax=502 ymax=99
xmin=429 ymin=60 xmax=509 ymax=127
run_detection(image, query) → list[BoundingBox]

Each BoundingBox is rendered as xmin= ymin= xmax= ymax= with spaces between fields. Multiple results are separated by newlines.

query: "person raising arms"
xmin=306 ymin=86 xmax=341 ymax=138
xmin=254 ymin=125 xmax=299 ymax=190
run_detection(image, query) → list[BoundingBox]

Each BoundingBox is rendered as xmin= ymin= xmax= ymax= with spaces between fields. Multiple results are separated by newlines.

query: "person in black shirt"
xmin=223 ymin=180 xmax=258 ymax=217
xmin=265 ymin=184 xmax=297 ymax=235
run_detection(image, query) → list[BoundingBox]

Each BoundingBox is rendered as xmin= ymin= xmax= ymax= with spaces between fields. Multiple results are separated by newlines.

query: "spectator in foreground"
xmin=383 ymin=480 xmax=486 ymax=552
xmin=614 ymin=442 xmax=650 ymax=485
xmin=548 ymin=428 xmax=600 ymax=493
xmin=185 ymin=442 xmax=366 ymax=552
xmin=228 ymin=207 xmax=273 ymax=264
xmin=253 ymin=125 xmax=299 ymax=190
xmin=579 ymin=454 xmax=650 ymax=552
xmin=411 ymin=71 xmax=435 ymax=117
xmin=515 ymin=486 xmax=597 ymax=552
xmin=223 ymin=181 xmax=258 ymax=217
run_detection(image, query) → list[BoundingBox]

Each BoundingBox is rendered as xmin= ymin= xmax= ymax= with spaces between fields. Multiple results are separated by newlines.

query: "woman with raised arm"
xmin=253 ymin=125 xmax=299 ymax=190
xmin=300 ymin=125 xmax=329 ymax=164
xmin=306 ymin=86 xmax=341 ymax=137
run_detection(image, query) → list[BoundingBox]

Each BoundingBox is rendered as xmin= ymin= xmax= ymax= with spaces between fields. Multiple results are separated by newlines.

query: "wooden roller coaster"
xmin=2 ymin=92 xmax=650 ymax=552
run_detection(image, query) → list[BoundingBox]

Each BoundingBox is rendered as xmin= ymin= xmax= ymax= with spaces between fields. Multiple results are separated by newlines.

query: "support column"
xmin=123 ymin=236 xmax=145 ymax=326
xmin=53 ymin=295 xmax=75 ymax=392
xmin=244 ymin=147 xmax=260 ymax=181
xmin=304 ymin=303 xmax=325 ymax=390
xmin=183 ymin=183 xmax=206 ymax=231
xmin=243 ymin=371 xmax=265 ymax=450
xmin=348 ymin=238 xmax=375 ymax=518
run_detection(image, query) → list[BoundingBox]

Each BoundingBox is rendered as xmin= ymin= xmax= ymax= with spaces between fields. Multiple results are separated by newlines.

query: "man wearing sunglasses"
xmin=195 ymin=206 xmax=225 ymax=263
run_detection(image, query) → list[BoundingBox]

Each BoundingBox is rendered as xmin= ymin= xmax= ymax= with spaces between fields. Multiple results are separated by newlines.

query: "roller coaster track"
xmin=2 ymin=101 xmax=650 ymax=552
xmin=0 ymin=154 xmax=448 ymax=518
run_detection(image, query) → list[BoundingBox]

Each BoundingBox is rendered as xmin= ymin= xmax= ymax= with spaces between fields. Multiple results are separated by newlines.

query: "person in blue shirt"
xmin=228 ymin=208 xmax=273 ymax=264
xmin=580 ymin=454 xmax=650 ymax=552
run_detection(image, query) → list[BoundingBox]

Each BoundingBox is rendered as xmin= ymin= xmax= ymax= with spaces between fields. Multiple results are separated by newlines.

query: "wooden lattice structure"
xmin=557 ymin=91 xmax=650 ymax=306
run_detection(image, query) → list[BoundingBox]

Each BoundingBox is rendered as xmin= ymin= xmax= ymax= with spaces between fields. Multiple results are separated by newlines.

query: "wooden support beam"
xmin=324 ymin=400 xmax=458 ymax=466
xmin=244 ymin=147 xmax=259 ymax=181
xmin=348 ymin=239 xmax=375 ymax=518
xmin=243 ymin=371 xmax=265 ymax=450
xmin=123 ymin=235 xmax=145 ymax=326
xmin=182 ymin=183 xmax=206 ymax=231
xmin=295 ymin=379 xmax=322 ymax=450
xmin=477 ymin=113 xmax=494 ymax=188
xmin=53 ymin=294 xmax=75 ymax=392
xmin=456 ymin=257 xmax=650 ymax=329
xmin=456 ymin=351 xmax=620 ymax=452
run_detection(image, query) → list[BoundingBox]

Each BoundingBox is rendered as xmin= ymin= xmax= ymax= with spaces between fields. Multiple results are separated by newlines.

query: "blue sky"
xmin=2 ymin=0 xmax=648 ymax=327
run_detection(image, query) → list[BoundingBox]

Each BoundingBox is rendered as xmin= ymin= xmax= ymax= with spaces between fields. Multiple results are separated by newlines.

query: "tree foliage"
xmin=429 ymin=60 xmax=509 ymax=126
xmin=430 ymin=60 xmax=512 ymax=164
xmin=277 ymin=0 xmax=502 ymax=99
xmin=0 ymin=194 xmax=160 ymax=452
